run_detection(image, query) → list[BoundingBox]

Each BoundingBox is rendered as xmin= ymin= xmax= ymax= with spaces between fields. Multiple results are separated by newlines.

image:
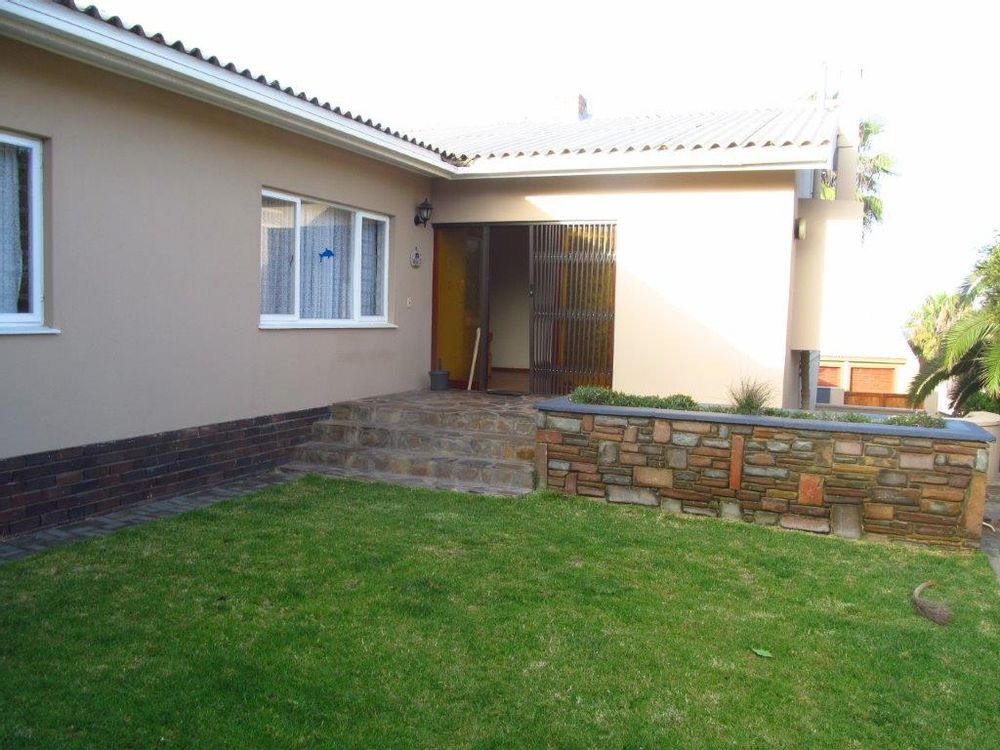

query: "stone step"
xmin=293 ymin=442 xmax=535 ymax=490
xmin=281 ymin=463 xmax=531 ymax=497
xmin=329 ymin=401 xmax=536 ymax=436
xmin=311 ymin=420 xmax=535 ymax=462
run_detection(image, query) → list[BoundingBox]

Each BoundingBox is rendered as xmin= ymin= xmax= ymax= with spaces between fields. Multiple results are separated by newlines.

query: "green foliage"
xmin=904 ymin=292 xmax=966 ymax=365
xmin=883 ymin=413 xmax=947 ymax=429
xmin=961 ymin=391 xmax=1000 ymax=415
xmin=569 ymin=386 xmax=699 ymax=411
xmin=857 ymin=119 xmax=895 ymax=238
xmin=1 ymin=476 xmax=999 ymax=748
xmin=727 ymin=378 xmax=775 ymax=415
xmin=908 ymin=234 xmax=1000 ymax=411
xmin=824 ymin=410 xmax=873 ymax=423
xmin=572 ymin=386 xmax=946 ymax=429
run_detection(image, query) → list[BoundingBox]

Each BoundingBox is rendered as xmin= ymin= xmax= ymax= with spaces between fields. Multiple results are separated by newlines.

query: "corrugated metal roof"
xmin=14 ymin=2 xmax=840 ymax=176
xmin=413 ymin=108 xmax=839 ymax=165
xmin=46 ymin=0 xmax=460 ymax=162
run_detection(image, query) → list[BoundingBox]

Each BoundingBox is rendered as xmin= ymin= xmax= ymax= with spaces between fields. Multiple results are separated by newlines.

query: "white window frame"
xmin=0 ymin=131 xmax=54 ymax=335
xmin=259 ymin=189 xmax=393 ymax=330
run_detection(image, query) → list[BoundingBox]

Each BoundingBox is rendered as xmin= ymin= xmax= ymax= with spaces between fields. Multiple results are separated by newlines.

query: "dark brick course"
xmin=0 ymin=405 xmax=330 ymax=536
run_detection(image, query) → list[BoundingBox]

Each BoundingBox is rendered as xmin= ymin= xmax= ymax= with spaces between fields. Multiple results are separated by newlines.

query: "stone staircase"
xmin=285 ymin=391 xmax=539 ymax=495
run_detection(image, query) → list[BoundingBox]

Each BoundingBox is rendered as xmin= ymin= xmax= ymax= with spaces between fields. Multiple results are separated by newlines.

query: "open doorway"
xmin=432 ymin=222 xmax=616 ymax=395
xmin=487 ymin=226 xmax=530 ymax=394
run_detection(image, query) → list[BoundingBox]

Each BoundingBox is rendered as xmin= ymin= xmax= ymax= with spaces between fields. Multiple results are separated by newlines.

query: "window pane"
xmin=300 ymin=202 xmax=353 ymax=319
xmin=0 ymin=143 xmax=31 ymax=315
xmin=260 ymin=196 xmax=296 ymax=315
xmin=361 ymin=217 xmax=386 ymax=317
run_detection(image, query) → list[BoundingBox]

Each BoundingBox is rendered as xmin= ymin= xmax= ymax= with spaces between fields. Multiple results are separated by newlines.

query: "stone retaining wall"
xmin=536 ymin=402 xmax=989 ymax=548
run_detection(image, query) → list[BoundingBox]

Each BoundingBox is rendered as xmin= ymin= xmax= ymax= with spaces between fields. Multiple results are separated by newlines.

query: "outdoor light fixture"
xmin=794 ymin=217 xmax=807 ymax=241
xmin=414 ymin=199 xmax=433 ymax=227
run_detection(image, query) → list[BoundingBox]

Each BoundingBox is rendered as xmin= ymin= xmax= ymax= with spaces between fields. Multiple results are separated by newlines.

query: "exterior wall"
xmin=0 ymin=405 xmax=329 ymax=536
xmin=0 ymin=39 xmax=434 ymax=459
xmin=432 ymin=171 xmax=800 ymax=406
xmin=788 ymin=197 xmax=864 ymax=352
xmin=536 ymin=404 xmax=988 ymax=549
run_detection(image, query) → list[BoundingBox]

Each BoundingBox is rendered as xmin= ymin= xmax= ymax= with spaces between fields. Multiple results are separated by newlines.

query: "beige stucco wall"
xmin=432 ymin=171 xmax=800 ymax=406
xmin=789 ymin=197 xmax=864 ymax=351
xmin=0 ymin=39 xmax=434 ymax=458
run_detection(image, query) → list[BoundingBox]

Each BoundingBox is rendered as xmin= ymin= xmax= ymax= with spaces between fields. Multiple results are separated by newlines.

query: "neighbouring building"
xmin=0 ymin=0 xmax=865 ymax=533
xmin=818 ymin=353 xmax=921 ymax=409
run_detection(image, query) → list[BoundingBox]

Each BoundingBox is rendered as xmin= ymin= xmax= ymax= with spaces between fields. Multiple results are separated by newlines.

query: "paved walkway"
xmin=0 ymin=470 xmax=293 ymax=564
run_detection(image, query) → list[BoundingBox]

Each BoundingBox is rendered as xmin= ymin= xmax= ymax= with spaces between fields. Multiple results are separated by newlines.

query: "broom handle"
xmin=467 ymin=327 xmax=481 ymax=391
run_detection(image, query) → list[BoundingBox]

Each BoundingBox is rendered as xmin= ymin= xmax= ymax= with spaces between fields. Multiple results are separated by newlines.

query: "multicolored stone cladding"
xmin=536 ymin=408 xmax=988 ymax=548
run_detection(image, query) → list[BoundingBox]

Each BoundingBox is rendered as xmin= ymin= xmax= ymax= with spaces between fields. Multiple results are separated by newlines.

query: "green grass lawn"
xmin=2 ymin=476 xmax=999 ymax=749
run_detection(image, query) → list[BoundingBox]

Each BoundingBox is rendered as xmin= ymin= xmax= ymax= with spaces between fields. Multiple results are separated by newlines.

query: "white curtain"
xmin=360 ymin=218 xmax=385 ymax=317
xmin=0 ymin=144 xmax=22 ymax=314
xmin=260 ymin=197 xmax=296 ymax=315
xmin=300 ymin=204 xmax=353 ymax=319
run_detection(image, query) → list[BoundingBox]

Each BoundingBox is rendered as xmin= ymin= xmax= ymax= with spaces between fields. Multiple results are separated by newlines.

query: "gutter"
xmin=447 ymin=150 xmax=834 ymax=180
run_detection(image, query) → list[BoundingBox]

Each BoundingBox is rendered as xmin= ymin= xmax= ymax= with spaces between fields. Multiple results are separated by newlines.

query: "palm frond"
xmin=943 ymin=311 xmax=997 ymax=368
xmin=978 ymin=337 xmax=1000 ymax=397
xmin=907 ymin=356 xmax=951 ymax=405
xmin=950 ymin=365 xmax=985 ymax=412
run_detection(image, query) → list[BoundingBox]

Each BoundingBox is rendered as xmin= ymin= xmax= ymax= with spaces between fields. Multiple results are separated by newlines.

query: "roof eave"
xmin=447 ymin=143 xmax=835 ymax=180
xmin=0 ymin=0 xmax=456 ymax=178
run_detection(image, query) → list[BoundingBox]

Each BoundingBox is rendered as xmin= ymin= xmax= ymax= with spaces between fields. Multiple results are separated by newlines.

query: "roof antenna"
xmin=578 ymin=94 xmax=590 ymax=121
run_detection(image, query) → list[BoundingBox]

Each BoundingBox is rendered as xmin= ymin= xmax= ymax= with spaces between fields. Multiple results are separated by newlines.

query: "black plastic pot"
xmin=429 ymin=370 xmax=450 ymax=391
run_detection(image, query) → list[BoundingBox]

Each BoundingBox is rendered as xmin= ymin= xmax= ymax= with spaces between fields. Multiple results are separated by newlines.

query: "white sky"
xmin=100 ymin=0 xmax=1000 ymax=357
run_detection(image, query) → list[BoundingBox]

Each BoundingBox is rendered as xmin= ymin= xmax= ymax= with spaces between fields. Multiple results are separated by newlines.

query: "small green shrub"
xmin=567 ymin=386 xmax=946 ymax=429
xmin=570 ymin=386 xmax=615 ymax=404
xmin=884 ymin=413 xmax=947 ymax=429
xmin=825 ymin=410 xmax=873 ymax=423
xmin=727 ymin=378 xmax=774 ymax=415
xmin=568 ymin=387 xmax=699 ymax=412
xmin=962 ymin=391 xmax=1000 ymax=415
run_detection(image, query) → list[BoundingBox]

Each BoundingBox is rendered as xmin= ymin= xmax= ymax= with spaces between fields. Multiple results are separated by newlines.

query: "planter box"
xmin=536 ymin=397 xmax=994 ymax=548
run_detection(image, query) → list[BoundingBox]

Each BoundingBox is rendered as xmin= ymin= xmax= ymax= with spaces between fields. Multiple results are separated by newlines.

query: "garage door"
xmin=850 ymin=367 xmax=895 ymax=393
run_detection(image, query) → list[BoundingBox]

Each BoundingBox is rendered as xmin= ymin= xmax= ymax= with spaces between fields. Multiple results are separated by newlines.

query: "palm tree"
xmin=904 ymin=292 xmax=966 ymax=366
xmin=857 ymin=120 xmax=895 ymax=236
xmin=909 ymin=235 xmax=1000 ymax=411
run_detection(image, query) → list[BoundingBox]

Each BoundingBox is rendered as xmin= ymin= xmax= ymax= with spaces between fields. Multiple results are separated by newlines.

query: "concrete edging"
xmin=536 ymin=396 xmax=995 ymax=444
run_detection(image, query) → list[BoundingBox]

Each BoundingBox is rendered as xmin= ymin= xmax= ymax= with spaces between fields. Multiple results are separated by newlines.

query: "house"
xmin=0 ymin=0 xmax=864 ymax=532
xmin=817 ymin=353 xmax=921 ymax=409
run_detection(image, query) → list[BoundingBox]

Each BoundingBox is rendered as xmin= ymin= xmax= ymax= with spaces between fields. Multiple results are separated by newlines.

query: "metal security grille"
xmin=529 ymin=223 xmax=616 ymax=395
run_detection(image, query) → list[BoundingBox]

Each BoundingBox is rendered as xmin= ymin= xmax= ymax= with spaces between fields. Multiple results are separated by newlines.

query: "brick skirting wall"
xmin=0 ymin=406 xmax=331 ymax=536
xmin=536 ymin=400 xmax=990 ymax=548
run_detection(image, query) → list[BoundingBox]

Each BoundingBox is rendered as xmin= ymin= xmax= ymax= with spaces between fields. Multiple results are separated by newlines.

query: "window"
xmin=260 ymin=190 xmax=390 ymax=328
xmin=0 ymin=132 xmax=47 ymax=333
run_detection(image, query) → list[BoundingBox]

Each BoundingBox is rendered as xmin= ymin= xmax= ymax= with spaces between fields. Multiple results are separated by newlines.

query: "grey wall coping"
xmin=537 ymin=397 xmax=995 ymax=443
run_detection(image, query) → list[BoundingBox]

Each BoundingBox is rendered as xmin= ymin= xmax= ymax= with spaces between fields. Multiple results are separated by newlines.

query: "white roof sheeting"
xmin=415 ymin=108 xmax=840 ymax=175
xmin=3 ymin=1 xmax=842 ymax=178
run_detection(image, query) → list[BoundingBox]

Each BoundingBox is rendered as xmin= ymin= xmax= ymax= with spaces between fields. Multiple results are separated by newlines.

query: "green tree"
xmin=857 ymin=119 xmax=895 ymax=236
xmin=904 ymin=292 xmax=966 ymax=366
xmin=909 ymin=235 xmax=1000 ymax=411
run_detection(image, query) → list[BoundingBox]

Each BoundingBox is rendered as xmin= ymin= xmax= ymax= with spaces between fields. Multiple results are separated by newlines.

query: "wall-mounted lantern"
xmin=414 ymin=199 xmax=433 ymax=227
xmin=794 ymin=217 xmax=807 ymax=241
